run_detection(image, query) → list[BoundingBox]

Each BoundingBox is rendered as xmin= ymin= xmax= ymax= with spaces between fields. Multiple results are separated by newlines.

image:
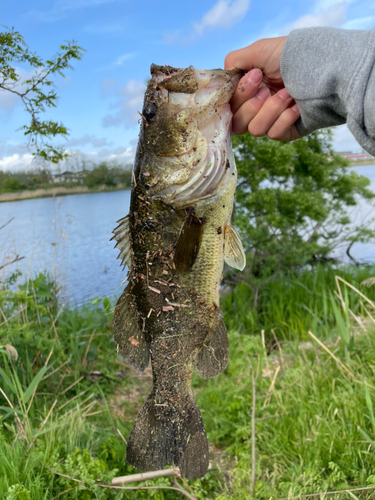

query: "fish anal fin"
xmin=174 ymin=213 xmax=203 ymax=272
xmin=224 ymin=224 xmax=246 ymax=271
xmin=111 ymin=214 xmax=132 ymax=271
xmin=196 ymin=319 xmax=229 ymax=379
xmin=113 ymin=286 xmax=149 ymax=372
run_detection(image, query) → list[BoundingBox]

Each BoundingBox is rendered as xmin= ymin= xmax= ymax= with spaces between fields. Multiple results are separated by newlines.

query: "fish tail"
xmin=126 ymin=389 xmax=209 ymax=479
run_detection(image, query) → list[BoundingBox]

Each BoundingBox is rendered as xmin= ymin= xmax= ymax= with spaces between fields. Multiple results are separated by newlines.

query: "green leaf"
xmin=23 ymin=364 xmax=48 ymax=404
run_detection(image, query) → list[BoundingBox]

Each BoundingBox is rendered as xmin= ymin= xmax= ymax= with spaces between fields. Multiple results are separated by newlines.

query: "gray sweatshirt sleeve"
xmin=280 ymin=27 xmax=375 ymax=155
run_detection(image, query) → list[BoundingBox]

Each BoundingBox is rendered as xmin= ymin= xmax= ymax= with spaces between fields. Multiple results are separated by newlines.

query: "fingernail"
xmin=279 ymin=88 xmax=291 ymax=99
xmin=255 ymin=87 xmax=269 ymax=100
xmin=248 ymin=68 xmax=262 ymax=85
xmin=291 ymin=104 xmax=299 ymax=112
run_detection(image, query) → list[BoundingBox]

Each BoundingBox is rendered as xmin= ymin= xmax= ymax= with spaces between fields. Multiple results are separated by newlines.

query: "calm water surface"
xmin=1 ymin=190 xmax=130 ymax=305
xmin=1 ymin=165 xmax=375 ymax=305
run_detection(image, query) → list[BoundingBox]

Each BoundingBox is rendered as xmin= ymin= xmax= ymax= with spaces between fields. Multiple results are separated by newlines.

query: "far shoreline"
xmin=0 ymin=184 xmax=131 ymax=203
xmin=1 ymin=160 xmax=373 ymax=203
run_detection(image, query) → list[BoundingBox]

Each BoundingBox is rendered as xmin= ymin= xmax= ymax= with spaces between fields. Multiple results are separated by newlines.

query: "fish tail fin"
xmin=126 ymin=390 xmax=209 ymax=479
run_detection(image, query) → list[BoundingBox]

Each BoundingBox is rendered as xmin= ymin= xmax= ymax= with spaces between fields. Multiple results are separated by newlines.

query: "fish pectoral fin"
xmin=113 ymin=286 xmax=150 ymax=372
xmin=224 ymin=223 xmax=246 ymax=271
xmin=111 ymin=214 xmax=132 ymax=271
xmin=174 ymin=213 xmax=203 ymax=272
xmin=196 ymin=319 xmax=229 ymax=379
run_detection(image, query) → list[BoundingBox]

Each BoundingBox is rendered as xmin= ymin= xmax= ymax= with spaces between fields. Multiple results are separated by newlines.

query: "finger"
xmin=232 ymin=87 xmax=271 ymax=135
xmin=266 ymin=104 xmax=301 ymax=142
xmin=225 ymin=41 xmax=262 ymax=71
xmin=247 ymin=88 xmax=293 ymax=137
xmin=224 ymin=37 xmax=286 ymax=72
xmin=231 ymin=69 xmax=263 ymax=114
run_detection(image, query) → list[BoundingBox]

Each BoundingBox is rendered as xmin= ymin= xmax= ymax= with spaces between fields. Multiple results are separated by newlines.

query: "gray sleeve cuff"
xmin=280 ymin=27 xmax=375 ymax=155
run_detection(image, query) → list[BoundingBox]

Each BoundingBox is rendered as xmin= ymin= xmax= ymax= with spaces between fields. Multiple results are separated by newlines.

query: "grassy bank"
xmin=0 ymin=184 xmax=130 ymax=203
xmin=349 ymin=159 xmax=375 ymax=166
xmin=1 ymin=268 xmax=375 ymax=498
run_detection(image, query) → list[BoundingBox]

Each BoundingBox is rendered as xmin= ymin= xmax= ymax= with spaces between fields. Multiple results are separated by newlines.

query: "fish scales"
xmin=112 ymin=64 xmax=246 ymax=479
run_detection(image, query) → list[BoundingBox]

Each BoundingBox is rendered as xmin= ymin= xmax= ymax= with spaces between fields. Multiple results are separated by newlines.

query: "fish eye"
xmin=143 ymin=101 xmax=157 ymax=121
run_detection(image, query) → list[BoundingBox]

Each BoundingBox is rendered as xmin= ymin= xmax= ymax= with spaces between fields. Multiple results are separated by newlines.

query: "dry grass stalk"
xmin=59 ymin=376 xmax=84 ymax=396
xmin=0 ymin=306 xmax=26 ymax=328
xmin=362 ymin=303 xmax=375 ymax=324
xmin=250 ymin=368 xmax=256 ymax=497
xmin=261 ymin=329 xmax=266 ymax=349
xmin=263 ymin=365 xmax=281 ymax=407
xmin=28 ymin=399 xmax=57 ymax=450
xmin=116 ymin=428 xmax=127 ymax=445
xmin=85 ymin=410 xmax=104 ymax=417
xmin=111 ymin=467 xmax=178 ymax=485
xmin=81 ymin=399 xmax=98 ymax=416
xmin=271 ymin=329 xmax=283 ymax=367
xmin=336 ymin=275 xmax=375 ymax=310
xmin=42 ymin=359 xmax=70 ymax=381
xmin=0 ymin=306 xmax=7 ymax=323
xmin=50 ymin=469 xmax=197 ymax=499
xmin=0 ymin=386 xmax=26 ymax=437
xmin=308 ymin=331 xmax=355 ymax=380
xmin=50 ymin=486 xmax=79 ymax=500
xmin=82 ymin=329 xmax=96 ymax=365
xmin=277 ymin=483 xmax=375 ymax=499
xmin=57 ymin=389 xmax=90 ymax=412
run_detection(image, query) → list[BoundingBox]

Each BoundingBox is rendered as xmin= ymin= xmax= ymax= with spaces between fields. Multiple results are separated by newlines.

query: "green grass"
xmin=2 ymin=267 xmax=375 ymax=498
xmin=223 ymin=264 xmax=375 ymax=341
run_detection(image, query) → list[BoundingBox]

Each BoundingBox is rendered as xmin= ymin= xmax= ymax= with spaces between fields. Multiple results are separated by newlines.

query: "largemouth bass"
xmin=112 ymin=64 xmax=245 ymax=479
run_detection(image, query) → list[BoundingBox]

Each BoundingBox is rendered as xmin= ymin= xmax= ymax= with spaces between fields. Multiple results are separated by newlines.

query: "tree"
xmin=228 ymin=130 xmax=375 ymax=308
xmin=0 ymin=27 xmax=85 ymax=163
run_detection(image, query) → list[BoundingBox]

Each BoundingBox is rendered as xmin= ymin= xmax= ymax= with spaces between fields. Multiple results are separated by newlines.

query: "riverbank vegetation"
xmin=2 ymin=268 xmax=375 ymax=499
xmin=0 ymin=162 xmax=132 ymax=202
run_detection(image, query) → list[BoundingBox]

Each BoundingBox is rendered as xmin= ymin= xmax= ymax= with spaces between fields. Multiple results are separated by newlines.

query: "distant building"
xmin=338 ymin=151 xmax=374 ymax=161
xmin=51 ymin=171 xmax=84 ymax=184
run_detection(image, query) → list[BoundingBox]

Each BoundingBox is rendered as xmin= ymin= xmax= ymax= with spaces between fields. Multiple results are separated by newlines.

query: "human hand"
xmin=225 ymin=37 xmax=301 ymax=142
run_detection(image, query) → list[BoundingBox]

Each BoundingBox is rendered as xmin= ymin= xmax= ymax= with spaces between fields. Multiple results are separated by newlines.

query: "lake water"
xmin=0 ymin=190 xmax=131 ymax=306
xmin=1 ymin=165 xmax=375 ymax=305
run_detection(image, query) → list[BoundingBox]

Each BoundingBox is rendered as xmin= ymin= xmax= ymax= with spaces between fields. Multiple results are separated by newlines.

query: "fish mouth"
xmin=143 ymin=66 xmax=242 ymax=206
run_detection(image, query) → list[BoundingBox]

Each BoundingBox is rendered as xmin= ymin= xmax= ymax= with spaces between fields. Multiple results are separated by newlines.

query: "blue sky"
xmin=1 ymin=0 xmax=374 ymax=171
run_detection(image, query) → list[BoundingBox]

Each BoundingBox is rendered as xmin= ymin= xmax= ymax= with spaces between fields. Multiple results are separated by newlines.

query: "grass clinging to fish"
xmin=112 ymin=64 xmax=246 ymax=478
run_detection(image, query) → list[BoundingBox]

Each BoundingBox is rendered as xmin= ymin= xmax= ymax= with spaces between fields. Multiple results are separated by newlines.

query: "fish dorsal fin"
xmin=196 ymin=319 xmax=229 ymax=379
xmin=111 ymin=215 xmax=132 ymax=271
xmin=174 ymin=213 xmax=203 ymax=272
xmin=113 ymin=285 xmax=150 ymax=372
xmin=224 ymin=224 xmax=246 ymax=271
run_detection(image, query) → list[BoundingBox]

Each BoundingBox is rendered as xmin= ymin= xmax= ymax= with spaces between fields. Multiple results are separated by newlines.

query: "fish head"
xmin=139 ymin=65 xmax=243 ymax=205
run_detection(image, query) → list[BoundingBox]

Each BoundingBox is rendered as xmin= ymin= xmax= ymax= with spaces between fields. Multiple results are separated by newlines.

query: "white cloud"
xmin=55 ymin=146 xmax=136 ymax=171
xmin=165 ymin=0 xmax=250 ymax=45
xmin=102 ymin=79 xmax=146 ymax=128
xmin=286 ymin=2 xmax=348 ymax=32
xmin=0 ymin=153 xmax=34 ymax=172
xmin=193 ymin=0 xmax=250 ymax=35
xmin=97 ymin=52 xmax=136 ymax=71
xmin=115 ymin=53 xmax=135 ymax=66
